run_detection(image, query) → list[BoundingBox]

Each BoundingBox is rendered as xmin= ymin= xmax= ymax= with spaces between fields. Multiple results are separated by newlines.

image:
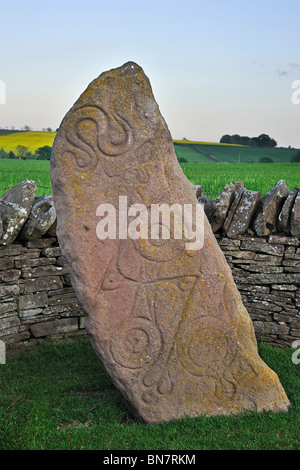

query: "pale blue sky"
xmin=0 ymin=0 xmax=300 ymax=147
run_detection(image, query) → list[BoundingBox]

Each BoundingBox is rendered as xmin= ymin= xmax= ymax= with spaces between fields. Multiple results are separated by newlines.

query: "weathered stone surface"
xmin=0 ymin=245 xmax=27 ymax=258
xmin=18 ymin=293 xmax=49 ymax=311
xmin=0 ymin=315 xmax=20 ymax=332
xmin=0 ymin=301 xmax=18 ymax=316
xmin=41 ymin=246 xmax=61 ymax=258
xmin=197 ymin=196 xmax=216 ymax=223
xmin=21 ymin=265 xmax=68 ymax=278
xmin=247 ymin=272 xmax=300 ymax=285
xmin=26 ymin=238 xmax=56 ymax=248
xmin=0 ymin=200 xmax=28 ymax=245
xmin=0 ymin=179 xmax=36 ymax=209
xmin=290 ymin=190 xmax=300 ymax=237
xmin=223 ymin=187 xmax=245 ymax=235
xmin=254 ymin=180 xmax=290 ymax=236
xmin=211 ymin=183 xmax=236 ymax=232
xmin=0 ymin=179 xmax=37 ymax=246
xmin=272 ymin=284 xmax=298 ymax=291
xmin=0 ymin=284 xmax=20 ymax=299
xmin=0 ymin=269 xmax=21 ymax=282
xmin=268 ymin=235 xmax=299 ymax=246
xmin=24 ymin=276 xmax=63 ymax=293
xmin=20 ymin=195 xmax=56 ymax=240
xmin=240 ymin=239 xmax=284 ymax=256
xmin=0 ymin=257 xmax=14 ymax=270
xmin=218 ymin=238 xmax=241 ymax=250
xmin=194 ymin=185 xmax=203 ymax=198
xmin=51 ymin=61 xmax=289 ymax=423
xmin=226 ymin=190 xmax=261 ymax=239
xmin=15 ymin=256 xmax=57 ymax=268
xmin=30 ymin=317 xmax=78 ymax=338
xmin=47 ymin=218 xmax=57 ymax=237
xmin=235 ymin=181 xmax=244 ymax=192
xmin=278 ymin=188 xmax=298 ymax=234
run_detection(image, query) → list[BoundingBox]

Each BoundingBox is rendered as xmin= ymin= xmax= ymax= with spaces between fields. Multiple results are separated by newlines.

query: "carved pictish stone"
xmin=51 ymin=62 xmax=290 ymax=424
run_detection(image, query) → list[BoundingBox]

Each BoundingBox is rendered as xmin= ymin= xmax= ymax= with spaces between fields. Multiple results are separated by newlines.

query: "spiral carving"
xmin=110 ymin=317 xmax=162 ymax=369
xmin=63 ymin=105 xmax=133 ymax=172
xmin=176 ymin=317 xmax=237 ymax=378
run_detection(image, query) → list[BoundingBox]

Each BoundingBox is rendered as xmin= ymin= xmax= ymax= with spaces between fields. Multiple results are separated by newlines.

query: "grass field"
xmin=1 ymin=159 xmax=299 ymax=198
xmin=182 ymin=162 xmax=300 ymax=197
xmin=0 ymin=337 xmax=299 ymax=450
xmin=0 ymin=159 xmax=52 ymax=196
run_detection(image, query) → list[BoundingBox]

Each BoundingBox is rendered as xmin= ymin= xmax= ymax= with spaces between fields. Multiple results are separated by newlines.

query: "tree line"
xmin=0 ymin=145 xmax=52 ymax=160
xmin=220 ymin=133 xmax=277 ymax=148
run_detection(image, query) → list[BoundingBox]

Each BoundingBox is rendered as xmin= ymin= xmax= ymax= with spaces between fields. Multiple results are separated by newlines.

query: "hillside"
xmin=174 ymin=140 xmax=299 ymax=164
xmin=0 ymin=132 xmax=299 ymax=163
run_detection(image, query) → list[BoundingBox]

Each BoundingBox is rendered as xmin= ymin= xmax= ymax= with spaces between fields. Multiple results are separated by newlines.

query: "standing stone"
xmin=226 ymin=190 xmax=261 ymax=239
xmin=211 ymin=183 xmax=236 ymax=233
xmin=254 ymin=180 xmax=289 ymax=236
xmin=291 ymin=190 xmax=300 ymax=237
xmin=278 ymin=188 xmax=299 ymax=235
xmin=51 ymin=62 xmax=289 ymax=424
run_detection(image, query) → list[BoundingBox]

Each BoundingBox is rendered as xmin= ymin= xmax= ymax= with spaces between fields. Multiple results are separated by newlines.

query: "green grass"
xmin=0 ymin=159 xmax=52 ymax=197
xmin=0 ymin=337 xmax=299 ymax=450
xmin=1 ymin=159 xmax=299 ymax=199
xmin=181 ymin=162 xmax=300 ymax=197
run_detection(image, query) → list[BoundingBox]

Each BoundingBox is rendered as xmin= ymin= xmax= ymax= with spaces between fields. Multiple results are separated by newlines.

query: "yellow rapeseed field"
xmin=0 ymin=131 xmax=56 ymax=153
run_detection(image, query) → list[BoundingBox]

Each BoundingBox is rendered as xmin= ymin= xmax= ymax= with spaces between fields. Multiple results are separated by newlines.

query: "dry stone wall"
xmin=217 ymin=233 xmax=300 ymax=349
xmin=0 ymin=179 xmax=299 ymax=349
xmin=0 ymin=237 xmax=86 ymax=346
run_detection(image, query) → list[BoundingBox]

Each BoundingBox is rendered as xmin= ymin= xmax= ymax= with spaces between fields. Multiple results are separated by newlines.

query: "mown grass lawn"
xmin=0 ymin=337 xmax=299 ymax=450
